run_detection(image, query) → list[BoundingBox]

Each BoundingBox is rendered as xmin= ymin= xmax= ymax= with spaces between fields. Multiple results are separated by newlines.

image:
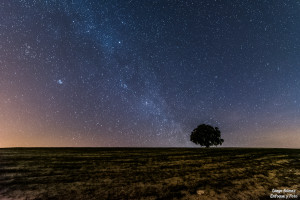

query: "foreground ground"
xmin=0 ymin=148 xmax=299 ymax=200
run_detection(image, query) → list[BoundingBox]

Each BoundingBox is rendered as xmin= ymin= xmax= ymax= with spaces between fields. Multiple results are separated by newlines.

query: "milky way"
xmin=1 ymin=0 xmax=300 ymax=147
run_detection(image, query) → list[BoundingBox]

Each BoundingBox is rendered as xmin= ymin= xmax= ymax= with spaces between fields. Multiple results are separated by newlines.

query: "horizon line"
xmin=0 ymin=146 xmax=299 ymax=149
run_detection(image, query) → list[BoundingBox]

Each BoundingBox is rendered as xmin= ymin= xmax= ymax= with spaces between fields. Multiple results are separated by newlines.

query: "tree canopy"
xmin=190 ymin=124 xmax=224 ymax=148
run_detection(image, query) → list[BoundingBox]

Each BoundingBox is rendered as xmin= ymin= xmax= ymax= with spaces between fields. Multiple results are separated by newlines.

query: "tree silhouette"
xmin=190 ymin=124 xmax=224 ymax=148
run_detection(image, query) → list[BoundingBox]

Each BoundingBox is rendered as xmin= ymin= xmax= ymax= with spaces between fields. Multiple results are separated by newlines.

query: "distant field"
xmin=0 ymin=148 xmax=299 ymax=200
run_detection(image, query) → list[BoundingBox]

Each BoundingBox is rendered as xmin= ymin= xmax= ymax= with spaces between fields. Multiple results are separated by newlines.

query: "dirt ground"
xmin=0 ymin=148 xmax=299 ymax=199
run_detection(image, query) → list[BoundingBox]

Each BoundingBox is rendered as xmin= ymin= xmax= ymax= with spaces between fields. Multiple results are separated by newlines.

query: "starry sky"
xmin=1 ymin=0 xmax=300 ymax=148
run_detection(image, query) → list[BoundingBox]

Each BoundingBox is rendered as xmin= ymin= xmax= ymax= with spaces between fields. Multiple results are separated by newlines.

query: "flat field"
xmin=0 ymin=148 xmax=299 ymax=200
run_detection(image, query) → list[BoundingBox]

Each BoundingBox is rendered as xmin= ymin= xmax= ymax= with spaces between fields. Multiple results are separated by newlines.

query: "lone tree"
xmin=190 ymin=124 xmax=224 ymax=148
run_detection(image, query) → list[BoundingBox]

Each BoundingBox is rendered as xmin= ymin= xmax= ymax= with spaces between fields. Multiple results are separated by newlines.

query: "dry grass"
xmin=0 ymin=148 xmax=299 ymax=199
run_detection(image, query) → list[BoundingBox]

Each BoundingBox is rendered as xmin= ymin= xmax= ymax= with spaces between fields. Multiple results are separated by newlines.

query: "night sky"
xmin=1 ymin=0 xmax=300 ymax=148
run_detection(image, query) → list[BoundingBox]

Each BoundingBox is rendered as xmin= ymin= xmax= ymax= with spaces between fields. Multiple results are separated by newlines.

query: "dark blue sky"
xmin=1 ymin=0 xmax=299 ymax=147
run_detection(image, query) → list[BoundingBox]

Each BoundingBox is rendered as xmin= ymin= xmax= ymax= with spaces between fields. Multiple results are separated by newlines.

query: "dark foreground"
xmin=0 ymin=148 xmax=299 ymax=200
